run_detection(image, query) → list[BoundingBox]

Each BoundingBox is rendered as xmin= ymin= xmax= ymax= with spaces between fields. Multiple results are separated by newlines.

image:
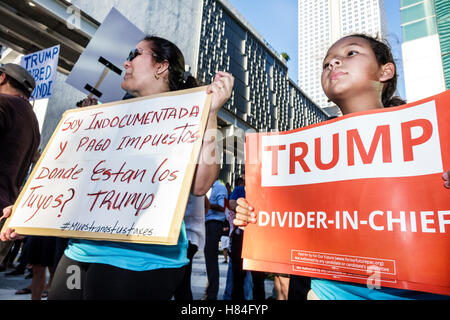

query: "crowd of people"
xmin=0 ymin=32 xmax=448 ymax=300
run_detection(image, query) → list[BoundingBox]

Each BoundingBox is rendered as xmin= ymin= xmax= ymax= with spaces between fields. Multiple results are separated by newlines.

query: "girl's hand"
xmin=233 ymin=198 xmax=256 ymax=228
xmin=443 ymin=170 xmax=450 ymax=189
xmin=0 ymin=206 xmax=21 ymax=241
xmin=207 ymin=71 xmax=234 ymax=115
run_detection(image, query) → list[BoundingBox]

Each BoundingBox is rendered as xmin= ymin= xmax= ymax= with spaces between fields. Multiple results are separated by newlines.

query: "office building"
xmin=298 ymin=0 xmax=388 ymax=109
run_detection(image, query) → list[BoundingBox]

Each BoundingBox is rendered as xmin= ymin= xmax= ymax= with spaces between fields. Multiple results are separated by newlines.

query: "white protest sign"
xmin=4 ymin=87 xmax=211 ymax=245
xmin=21 ymin=45 xmax=60 ymax=100
xmin=261 ymin=101 xmax=443 ymax=187
xmin=66 ymin=7 xmax=145 ymax=103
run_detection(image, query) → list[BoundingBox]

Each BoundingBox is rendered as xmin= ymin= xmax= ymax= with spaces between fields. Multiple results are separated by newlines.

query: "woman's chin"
xmin=121 ymin=82 xmax=133 ymax=93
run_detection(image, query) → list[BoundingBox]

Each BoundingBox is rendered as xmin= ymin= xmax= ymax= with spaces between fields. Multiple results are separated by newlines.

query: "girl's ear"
xmin=380 ymin=62 xmax=395 ymax=82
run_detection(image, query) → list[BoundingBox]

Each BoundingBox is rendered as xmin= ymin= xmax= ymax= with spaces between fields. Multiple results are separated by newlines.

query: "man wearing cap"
xmin=0 ymin=63 xmax=40 ymax=264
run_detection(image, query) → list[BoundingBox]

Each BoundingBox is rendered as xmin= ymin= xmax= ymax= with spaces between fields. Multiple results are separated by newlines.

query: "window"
xmin=402 ymin=16 xmax=437 ymax=41
xmin=401 ymin=0 xmax=435 ymax=24
xmin=400 ymin=0 xmax=423 ymax=8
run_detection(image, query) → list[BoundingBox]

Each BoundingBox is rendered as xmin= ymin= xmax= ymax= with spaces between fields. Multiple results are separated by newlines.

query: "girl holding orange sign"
xmin=234 ymin=34 xmax=450 ymax=300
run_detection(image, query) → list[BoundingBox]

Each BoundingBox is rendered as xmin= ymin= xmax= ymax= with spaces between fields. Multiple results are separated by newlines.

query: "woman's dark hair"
xmin=347 ymin=33 xmax=405 ymax=107
xmin=143 ymin=35 xmax=199 ymax=91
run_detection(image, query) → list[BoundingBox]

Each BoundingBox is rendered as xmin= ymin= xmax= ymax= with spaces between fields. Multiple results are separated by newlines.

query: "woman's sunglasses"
xmin=127 ymin=48 xmax=158 ymax=62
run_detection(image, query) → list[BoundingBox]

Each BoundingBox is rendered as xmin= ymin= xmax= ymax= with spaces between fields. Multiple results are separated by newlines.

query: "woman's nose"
xmin=124 ymin=60 xmax=131 ymax=69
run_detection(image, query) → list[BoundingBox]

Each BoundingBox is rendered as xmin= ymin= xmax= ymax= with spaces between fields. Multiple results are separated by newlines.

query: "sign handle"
xmin=87 ymin=67 xmax=109 ymax=99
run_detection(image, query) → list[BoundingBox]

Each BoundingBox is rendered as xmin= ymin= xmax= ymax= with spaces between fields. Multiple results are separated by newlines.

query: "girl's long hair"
xmin=349 ymin=33 xmax=406 ymax=107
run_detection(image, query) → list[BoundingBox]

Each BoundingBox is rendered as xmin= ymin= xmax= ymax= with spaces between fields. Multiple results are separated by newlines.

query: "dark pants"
xmin=48 ymin=255 xmax=185 ymax=300
xmin=54 ymin=238 xmax=69 ymax=269
xmin=174 ymin=242 xmax=198 ymax=300
xmin=288 ymin=275 xmax=311 ymax=300
xmin=230 ymin=229 xmax=265 ymax=300
xmin=204 ymin=220 xmax=223 ymax=300
xmin=1 ymin=239 xmax=22 ymax=266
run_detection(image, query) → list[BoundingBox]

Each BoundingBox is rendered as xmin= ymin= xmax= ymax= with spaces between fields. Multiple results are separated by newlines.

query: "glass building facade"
xmin=400 ymin=0 xmax=448 ymax=101
xmin=435 ymin=0 xmax=450 ymax=89
xmin=401 ymin=0 xmax=437 ymax=42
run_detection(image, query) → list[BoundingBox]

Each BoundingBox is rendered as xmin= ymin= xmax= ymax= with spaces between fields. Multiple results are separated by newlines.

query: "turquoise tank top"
xmin=64 ymin=223 xmax=189 ymax=271
xmin=311 ymin=278 xmax=449 ymax=300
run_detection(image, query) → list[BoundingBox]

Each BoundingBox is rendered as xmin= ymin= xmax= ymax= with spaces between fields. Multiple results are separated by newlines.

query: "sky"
xmin=228 ymin=0 xmax=406 ymax=99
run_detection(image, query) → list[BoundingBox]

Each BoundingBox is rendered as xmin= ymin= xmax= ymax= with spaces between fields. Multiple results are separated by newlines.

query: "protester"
xmin=0 ymin=239 xmax=21 ymax=271
xmin=273 ymin=274 xmax=289 ymax=300
xmin=1 ymin=36 xmax=234 ymax=300
xmin=0 ymin=63 xmax=46 ymax=299
xmin=225 ymin=182 xmax=232 ymax=198
xmin=204 ymin=179 xmax=228 ymax=300
xmin=287 ymin=275 xmax=311 ymax=300
xmin=234 ymin=34 xmax=450 ymax=300
xmin=4 ymin=239 xmax=28 ymax=276
xmin=229 ymin=175 xmax=265 ymax=300
xmin=220 ymin=213 xmax=230 ymax=264
xmin=0 ymin=63 xmax=39 ymax=232
xmin=222 ymin=177 xmax=253 ymax=300
xmin=1 ymin=148 xmax=40 ymax=276
xmin=26 ymin=236 xmax=58 ymax=299
xmin=173 ymin=194 xmax=206 ymax=300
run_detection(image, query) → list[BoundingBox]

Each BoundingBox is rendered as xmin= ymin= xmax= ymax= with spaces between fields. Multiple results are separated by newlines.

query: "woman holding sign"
xmin=234 ymin=34 xmax=450 ymax=300
xmin=1 ymin=36 xmax=234 ymax=300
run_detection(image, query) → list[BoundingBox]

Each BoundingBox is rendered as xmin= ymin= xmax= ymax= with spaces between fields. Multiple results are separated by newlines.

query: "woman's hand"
xmin=192 ymin=72 xmax=234 ymax=196
xmin=207 ymin=71 xmax=234 ymax=116
xmin=233 ymin=198 xmax=256 ymax=228
xmin=77 ymin=97 xmax=99 ymax=108
xmin=443 ymin=170 xmax=450 ymax=189
xmin=0 ymin=206 xmax=21 ymax=241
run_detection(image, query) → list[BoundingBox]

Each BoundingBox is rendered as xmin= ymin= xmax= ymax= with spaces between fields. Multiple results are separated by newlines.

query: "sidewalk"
xmin=0 ymin=250 xmax=274 ymax=300
xmin=191 ymin=250 xmax=274 ymax=300
xmin=0 ymin=268 xmax=34 ymax=300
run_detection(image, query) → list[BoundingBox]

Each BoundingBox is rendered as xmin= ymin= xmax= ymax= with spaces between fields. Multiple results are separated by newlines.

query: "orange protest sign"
xmin=242 ymin=90 xmax=450 ymax=296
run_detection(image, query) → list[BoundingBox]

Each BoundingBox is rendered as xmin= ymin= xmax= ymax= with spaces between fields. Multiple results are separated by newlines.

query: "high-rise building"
xmin=298 ymin=0 xmax=388 ymax=109
xmin=400 ymin=0 xmax=448 ymax=103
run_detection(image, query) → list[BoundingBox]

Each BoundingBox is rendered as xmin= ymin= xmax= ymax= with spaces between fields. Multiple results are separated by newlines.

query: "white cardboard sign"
xmin=21 ymin=45 xmax=60 ymax=100
xmin=4 ymin=87 xmax=211 ymax=245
